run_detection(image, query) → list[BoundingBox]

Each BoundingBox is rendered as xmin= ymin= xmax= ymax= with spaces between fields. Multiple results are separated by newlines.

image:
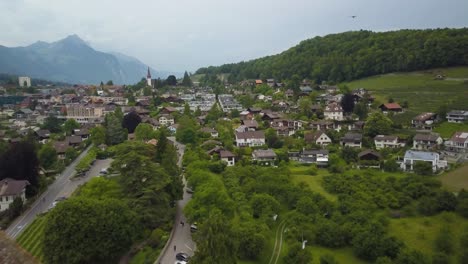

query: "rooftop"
xmin=404 ymin=150 xmax=439 ymax=161
xmin=0 ymin=178 xmax=29 ymax=196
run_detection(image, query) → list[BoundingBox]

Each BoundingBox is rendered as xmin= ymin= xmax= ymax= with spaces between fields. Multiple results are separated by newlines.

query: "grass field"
xmin=16 ymin=215 xmax=46 ymax=262
xmin=289 ymin=166 xmax=336 ymax=201
xmin=434 ymin=122 xmax=468 ymax=138
xmin=439 ymin=163 xmax=468 ymax=192
xmin=345 ymin=67 xmax=468 ymax=124
xmin=389 ymin=212 xmax=468 ymax=262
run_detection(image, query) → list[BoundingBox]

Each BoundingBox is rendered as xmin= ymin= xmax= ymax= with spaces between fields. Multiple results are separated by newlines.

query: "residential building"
xmin=379 ymin=103 xmax=403 ymax=113
xmin=447 ymin=110 xmax=468 ymax=123
xmin=324 ymin=102 xmax=344 ymax=121
xmin=304 ymin=131 xmax=332 ymax=146
xmin=289 ymin=149 xmax=329 ymax=166
xmin=412 ymin=112 xmax=437 ymax=130
xmin=220 ymin=150 xmax=236 ymax=166
xmin=158 ymin=114 xmax=175 ymax=126
xmin=18 ymin=76 xmax=31 ymax=87
xmin=445 ymin=132 xmax=468 ymax=153
xmin=200 ymin=127 xmax=219 ymax=138
xmin=358 ymin=149 xmax=381 ymax=168
xmin=218 ymin=94 xmax=242 ymax=113
xmin=309 ymin=120 xmax=336 ymax=131
xmin=235 ymin=131 xmax=265 ymax=147
xmin=66 ymin=104 xmax=104 ymax=124
xmin=413 ymin=133 xmax=443 ymax=150
xmin=341 ymin=133 xmax=363 ymax=148
xmin=401 ymin=150 xmax=447 ymax=172
xmin=0 ymin=178 xmax=29 ymax=212
xmin=374 ymin=135 xmax=405 ymax=149
xmin=252 ymin=149 xmax=277 ymax=166
xmin=242 ymin=120 xmax=259 ymax=131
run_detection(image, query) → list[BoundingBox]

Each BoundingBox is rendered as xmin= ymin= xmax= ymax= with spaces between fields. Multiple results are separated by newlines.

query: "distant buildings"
xmin=18 ymin=76 xmax=31 ymax=87
xmin=401 ymin=150 xmax=447 ymax=172
xmin=65 ymin=104 xmax=104 ymax=124
xmin=447 ymin=110 xmax=468 ymax=123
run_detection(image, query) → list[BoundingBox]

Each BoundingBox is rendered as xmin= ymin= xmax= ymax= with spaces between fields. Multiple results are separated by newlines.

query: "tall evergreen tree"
xmin=182 ymin=71 xmax=193 ymax=87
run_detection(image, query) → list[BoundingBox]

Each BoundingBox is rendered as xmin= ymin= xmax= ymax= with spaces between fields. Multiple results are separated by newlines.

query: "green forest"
xmin=196 ymin=28 xmax=468 ymax=83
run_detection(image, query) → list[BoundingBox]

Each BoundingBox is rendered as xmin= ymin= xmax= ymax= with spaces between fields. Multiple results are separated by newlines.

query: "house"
xmin=141 ymin=117 xmax=160 ymax=130
xmin=412 ymin=112 xmax=437 ymax=130
xmin=324 ymin=102 xmax=344 ymax=121
xmin=358 ymin=149 xmax=381 ymax=168
xmin=73 ymin=129 xmax=90 ymax=140
xmin=66 ymin=136 xmax=83 ymax=147
xmin=255 ymin=80 xmax=263 ymax=85
xmin=379 ymin=103 xmax=403 ymax=113
xmin=309 ymin=120 xmax=336 ymax=131
xmin=235 ymin=131 xmax=265 ymax=147
xmin=285 ymin=89 xmax=294 ymax=98
xmin=0 ymin=178 xmax=30 ymax=212
xmin=304 ymin=131 xmax=332 ymax=146
xmin=160 ymin=106 xmax=178 ymax=115
xmin=220 ymin=150 xmax=236 ymax=166
xmin=242 ymin=120 xmax=259 ymax=131
xmin=447 ymin=110 xmax=468 ymax=123
xmin=290 ymin=149 xmax=329 ymax=166
xmin=200 ymin=127 xmax=219 ymax=138
xmin=53 ymin=141 xmax=70 ymax=159
xmin=401 ymin=150 xmax=447 ymax=172
xmin=445 ymin=132 xmax=468 ymax=153
xmin=35 ymin=129 xmax=51 ymax=141
xmin=158 ymin=114 xmax=175 ymax=126
xmin=252 ymin=149 xmax=277 ymax=166
xmin=341 ymin=133 xmax=362 ymax=148
xmin=374 ymin=135 xmax=405 ymax=149
xmin=413 ymin=133 xmax=443 ymax=150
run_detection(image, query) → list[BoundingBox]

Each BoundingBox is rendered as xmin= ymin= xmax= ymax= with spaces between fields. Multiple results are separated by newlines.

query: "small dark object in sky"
xmin=351 ymin=15 xmax=357 ymax=19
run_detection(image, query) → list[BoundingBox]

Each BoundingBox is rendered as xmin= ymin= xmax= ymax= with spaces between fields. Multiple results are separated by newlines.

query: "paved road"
xmin=5 ymin=146 xmax=112 ymax=239
xmin=156 ymin=138 xmax=196 ymax=264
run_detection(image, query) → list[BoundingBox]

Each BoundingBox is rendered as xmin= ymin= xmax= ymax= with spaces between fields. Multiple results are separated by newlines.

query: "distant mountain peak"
xmin=59 ymin=34 xmax=87 ymax=45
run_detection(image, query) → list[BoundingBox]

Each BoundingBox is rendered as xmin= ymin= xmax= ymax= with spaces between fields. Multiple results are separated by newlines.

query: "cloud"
xmin=0 ymin=0 xmax=467 ymax=72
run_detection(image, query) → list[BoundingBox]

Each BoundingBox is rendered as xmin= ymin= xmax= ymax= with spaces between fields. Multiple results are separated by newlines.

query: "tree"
xmin=155 ymin=128 xmax=168 ymax=162
xmin=431 ymin=252 xmax=450 ymax=264
xmin=0 ymin=141 xmax=40 ymax=196
xmin=395 ymin=249 xmax=430 ymax=264
xmin=182 ymin=71 xmax=193 ymax=87
xmin=134 ymin=123 xmax=155 ymax=141
xmin=122 ymin=111 xmax=142 ymax=134
xmin=90 ymin=126 xmax=106 ymax=146
xmin=166 ymin=75 xmax=177 ymax=86
xmin=105 ymin=114 xmax=127 ymax=145
xmin=413 ymin=161 xmax=433 ymax=176
xmin=353 ymin=101 xmax=368 ymax=120
xmin=38 ymin=143 xmax=57 ymax=169
xmin=8 ymin=197 xmax=24 ymax=220
xmin=237 ymin=221 xmax=267 ymax=260
xmin=434 ymin=227 xmax=453 ymax=254
xmin=250 ymin=193 xmax=280 ymax=219
xmin=190 ymin=209 xmax=237 ymax=264
xmin=320 ymin=254 xmax=339 ymax=264
xmin=63 ymin=119 xmax=80 ymax=136
xmin=459 ymin=232 xmax=468 ymax=264
xmin=184 ymin=103 xmax=192 ymax=117
xmin=341 ymin=93 xmax=355 ymax=113
xmin=42 ymin=115 xmax=62 ymax=133
xmin=106 ymin=80 xmax=113 ymax=85
xmin=283 ymin=243 xmax=313 ymax=264
xmin=364 ymin=112 xmax=393 ymax=137
xmin=43 ymin=198 xmax=137 ymax=264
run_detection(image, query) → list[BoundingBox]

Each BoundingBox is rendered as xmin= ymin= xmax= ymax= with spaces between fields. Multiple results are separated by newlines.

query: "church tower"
xmin=146 ymin=67 xmax=152 ymax=87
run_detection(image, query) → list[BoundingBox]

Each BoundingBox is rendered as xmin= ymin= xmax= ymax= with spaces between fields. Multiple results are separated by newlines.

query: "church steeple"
xmin=146 ymin=67 xmax=152 ymax=86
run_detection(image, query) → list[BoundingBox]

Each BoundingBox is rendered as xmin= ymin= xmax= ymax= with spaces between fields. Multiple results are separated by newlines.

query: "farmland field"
xmin=345 ymin=67 xmax=468 ymax=124
xmin=439 ymin=163 xmax=468 ymax=192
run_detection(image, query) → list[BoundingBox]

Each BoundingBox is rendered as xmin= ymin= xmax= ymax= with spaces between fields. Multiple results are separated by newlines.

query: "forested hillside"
xmin=196 ymin=28 xmax=468 ymax=83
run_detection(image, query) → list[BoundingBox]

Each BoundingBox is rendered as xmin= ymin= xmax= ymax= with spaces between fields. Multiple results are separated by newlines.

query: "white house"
xmin=413 ymin=133 xmax=443 ymax=150
xmin=401 ymin=150 xmax=447 ymax=172
xmin=158 ymin=114 xmax=175 ymax=126
xmin=235 ymin=131 xmax=265 ymax=147
xmin=252 ymin=149 xmax=277 ymax=166
xmin=374 ymin=135 xmax=405 ymax=149
xmin=200 ymin=127 xmax=219 ymax=138
xmin=0 ymin=178 xmax=29 ymax=212
xmin=447 ymin=110 xmax=468 ymax=123
xmin=220 ymin=150 xmax=236 ymax=166
xmin=324 ymin=102 xmax=344 ymax=121
xmin=341 ymin=133 xmax=363 ymax=148
xmin=305 ymin=131 xmax=332 ymax=146
xmin=445 ymin=132 xmax=468 ymax=153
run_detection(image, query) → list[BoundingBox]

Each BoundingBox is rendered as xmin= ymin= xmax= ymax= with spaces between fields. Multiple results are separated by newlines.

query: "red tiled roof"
xmin=383 ymin=103 xmax=402 ymax=109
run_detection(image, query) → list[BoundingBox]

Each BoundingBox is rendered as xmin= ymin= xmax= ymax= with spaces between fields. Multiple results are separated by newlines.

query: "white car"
xmin=175 ymin=261 xmax=187 ymax=264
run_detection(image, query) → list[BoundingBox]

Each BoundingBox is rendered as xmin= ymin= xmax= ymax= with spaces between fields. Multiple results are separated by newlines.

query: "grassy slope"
xmin=439 ymin=163 xmax=468 ymax=192
xmin=16 ymin=216 xmax=46 ymax=262
xmin=434 ymin=122 xmax=468 ymax=138
xmin=345 ymin=67 xmax=468 ymax=124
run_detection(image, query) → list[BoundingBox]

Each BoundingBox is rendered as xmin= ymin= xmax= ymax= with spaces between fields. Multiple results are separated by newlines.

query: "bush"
xmin=320 ymin=254 xmax=338 ymax=264
xmin=148 ymin=228 xmax=165 ymax=248
xmin=307 ymin=165 xmax=318 ymax=176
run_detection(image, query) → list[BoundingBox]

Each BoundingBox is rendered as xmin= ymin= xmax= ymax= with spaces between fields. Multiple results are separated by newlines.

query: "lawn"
xmin=434 ymin=122 xmax=468 ymax=138
xmin=389 ymin=212 xmax=468 ymax=262
xmin=16 ymin=215 xmax=47 ymax=262
xmin=344 ymin=67 xmax=468 ymax=125
xmin=439 ymin=162 xmax=468 ymax=192
xmin=289 ymin=165 xmax=336 ymax=201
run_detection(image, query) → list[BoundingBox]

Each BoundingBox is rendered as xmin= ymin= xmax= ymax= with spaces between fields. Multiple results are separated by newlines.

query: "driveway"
xmin=5 ymin=145 xmax=112 ymax=239
xmin=156 ymin=138 xmax=196 ymax=264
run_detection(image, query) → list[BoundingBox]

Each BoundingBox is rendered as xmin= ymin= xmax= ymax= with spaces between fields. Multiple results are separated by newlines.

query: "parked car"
xmin=100 ymin=168 xmax=108 ymax=174
xmin=190 ymin=223 xmax=198 ymax=233
xmin=176 ymin=252 xmax=190 ymax=261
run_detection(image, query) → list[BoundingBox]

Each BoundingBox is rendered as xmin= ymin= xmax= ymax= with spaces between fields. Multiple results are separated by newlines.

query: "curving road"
xmin=155 ymin=137 xmax=196 ymax=264
xmin=5 ymin=146 xmax=112 ymax=239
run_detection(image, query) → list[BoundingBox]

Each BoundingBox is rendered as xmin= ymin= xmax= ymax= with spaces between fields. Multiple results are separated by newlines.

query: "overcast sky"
xmin=1 ymin=0 xmax=467 ymax=73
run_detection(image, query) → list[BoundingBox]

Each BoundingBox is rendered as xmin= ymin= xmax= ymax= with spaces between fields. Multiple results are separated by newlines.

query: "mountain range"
xmin=0 ymin=35 xmax=167 ymax=85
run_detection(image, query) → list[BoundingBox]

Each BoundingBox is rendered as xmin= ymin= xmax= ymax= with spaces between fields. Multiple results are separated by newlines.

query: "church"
xmin=146 ymin=67 xmax=157 ymax=89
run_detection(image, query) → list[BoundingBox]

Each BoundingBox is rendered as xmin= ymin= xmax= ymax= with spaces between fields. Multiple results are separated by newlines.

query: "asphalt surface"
xmin=157 ymin=137 xmax=196 ymax=264
xmin=5 ymin=146 xmax=112 ymax=239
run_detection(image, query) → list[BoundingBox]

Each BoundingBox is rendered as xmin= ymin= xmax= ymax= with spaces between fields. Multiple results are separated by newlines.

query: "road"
xmin=156 ymin=137 xmax=196 ymax=264
xmin=5 ymin=146 xmax=112 ymax=239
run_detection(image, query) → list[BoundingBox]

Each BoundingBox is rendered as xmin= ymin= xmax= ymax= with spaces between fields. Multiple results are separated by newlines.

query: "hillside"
xmin=0 ymin=35 xmax=159 ymax=85
xmin=196 ymin=28 xmax=468 ymax=83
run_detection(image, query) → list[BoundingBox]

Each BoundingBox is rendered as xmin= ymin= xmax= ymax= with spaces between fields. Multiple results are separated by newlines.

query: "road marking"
xmin=185 ymin=244 xmax=193 ymax=251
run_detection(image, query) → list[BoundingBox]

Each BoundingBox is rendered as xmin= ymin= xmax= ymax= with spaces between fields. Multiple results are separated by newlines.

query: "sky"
xmin=1 ymin=0 xmax=467 ymax=73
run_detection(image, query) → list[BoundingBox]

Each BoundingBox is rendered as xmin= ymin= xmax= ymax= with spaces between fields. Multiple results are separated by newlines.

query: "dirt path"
xmin=268 ymin=220 xmax=287 ymax=264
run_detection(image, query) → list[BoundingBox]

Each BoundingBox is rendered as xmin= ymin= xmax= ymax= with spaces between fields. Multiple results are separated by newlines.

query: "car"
xmin=100 ymin=168 xmax=108 ymax=174
xmin=176 ymin=252 xmax=189 ymax=261
xmin=55 ymin=196 xmax=67 ymax=202
xmin=175 ymin=261 xmax=187 ymax=264
xmin=190 ymin=223 xmax=198 ymax=233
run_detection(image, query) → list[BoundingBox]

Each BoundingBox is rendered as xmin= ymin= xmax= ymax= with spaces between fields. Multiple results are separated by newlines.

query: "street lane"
xmin=5 ymin=145 xmax=111 ymax=239
xmin=156 ymin=137 xmax=196 ymax=264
